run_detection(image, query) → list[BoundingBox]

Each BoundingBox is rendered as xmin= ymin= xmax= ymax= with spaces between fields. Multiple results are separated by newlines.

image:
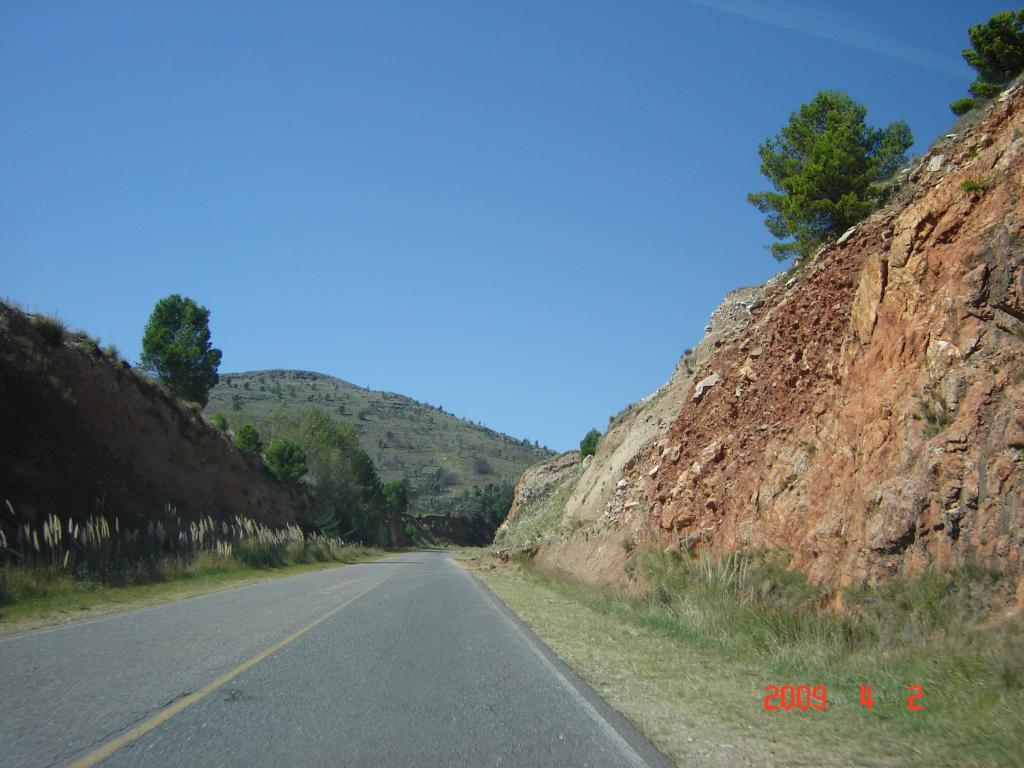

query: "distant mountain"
xmin=204 ymin=369 xmax=553 ymax=513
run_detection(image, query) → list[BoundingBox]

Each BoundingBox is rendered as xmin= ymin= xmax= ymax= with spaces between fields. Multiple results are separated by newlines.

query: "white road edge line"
xmin=460 ymin=563 xmax=652 ymax=768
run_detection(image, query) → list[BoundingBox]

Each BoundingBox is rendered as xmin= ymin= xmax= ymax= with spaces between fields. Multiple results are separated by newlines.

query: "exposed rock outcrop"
xmin=501 ymin=451 xmax=582 ymax=531
xmin=503 ymin=85 xmax=1024 ymax=597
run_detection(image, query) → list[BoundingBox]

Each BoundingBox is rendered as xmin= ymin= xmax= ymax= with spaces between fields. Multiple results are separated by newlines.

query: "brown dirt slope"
xmin=0 ymin=304 xmax=308 ymax=532
xmin=505 ymin=85 xmax=1024 ymax=598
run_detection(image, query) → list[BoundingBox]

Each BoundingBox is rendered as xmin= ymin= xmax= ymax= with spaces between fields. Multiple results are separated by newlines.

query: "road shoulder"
xmin=455 ymin=550 xmax=911 ymax=768
xmin=454 ymin=553 xmax=676 ymax=768
xmin=0 ymin=555 xmax=382 ymax=637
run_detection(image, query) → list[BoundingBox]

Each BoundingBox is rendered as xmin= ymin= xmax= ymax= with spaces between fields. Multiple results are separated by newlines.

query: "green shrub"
xmin=970 ymin=80 xmax=1004 ymax=98
xmin=210 ymin=412 xmax=228 ymax=432
xmin=920 ymin=387 xmax=953 ymax=437
xmin=305 ymin=544 xmax=330 ymax=563
xmin=434 ymin=467 xmax=458 ymax=487
xmin=0 ymin=566 xmax=13 ymax=606
xmin=235 ymin=540 xmax=288 ymax=568
xmin=579 ymin=428 xmax=601 ymax=458
xmin=950 ymin=96 xmax=977 ymax=115
xmin=31 ymin=314 xmax=66 ymax=346
xmin=961 ymin=179 xmax=987 ymax=192
xmin=234 ymin=424 xmax=263 ymax=457
xmin=263 ymin=438 xmax=308 ymax=486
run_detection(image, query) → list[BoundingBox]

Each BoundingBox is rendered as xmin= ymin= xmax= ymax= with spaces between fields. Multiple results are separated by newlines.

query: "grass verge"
xmin=457 ymin=548 xmax=1023 ymax=768
xmin=0 ymin=547 xmax=384 ymax=635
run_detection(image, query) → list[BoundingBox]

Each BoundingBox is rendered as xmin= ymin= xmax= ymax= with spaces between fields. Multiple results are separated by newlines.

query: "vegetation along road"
xmin=0 ymin=550 xmax=673 ymax=767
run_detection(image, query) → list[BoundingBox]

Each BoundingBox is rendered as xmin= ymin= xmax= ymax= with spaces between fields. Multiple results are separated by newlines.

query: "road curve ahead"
xmin=0 ymin=550 xmax=674 ymax=767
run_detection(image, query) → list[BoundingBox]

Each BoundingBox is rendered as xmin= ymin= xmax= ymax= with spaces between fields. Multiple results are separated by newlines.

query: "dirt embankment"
xmin=0 ymin=305 xmax=309 ymax=532
xmin=504 ymin=86 xmax=1024 ymax=598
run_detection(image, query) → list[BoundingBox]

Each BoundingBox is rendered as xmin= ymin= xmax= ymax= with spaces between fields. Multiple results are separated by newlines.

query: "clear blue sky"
xmin=0 ymin=1 xmax=1008 ymax=451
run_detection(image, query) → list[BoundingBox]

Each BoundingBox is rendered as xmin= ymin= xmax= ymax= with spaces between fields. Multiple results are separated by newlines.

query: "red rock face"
xmin=636 ymin=88 xmax=1024 ymax=592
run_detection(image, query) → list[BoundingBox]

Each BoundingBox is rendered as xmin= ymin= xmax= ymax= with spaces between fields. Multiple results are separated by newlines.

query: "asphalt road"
xmin=0 ymin=550 xmax=674 ymax=767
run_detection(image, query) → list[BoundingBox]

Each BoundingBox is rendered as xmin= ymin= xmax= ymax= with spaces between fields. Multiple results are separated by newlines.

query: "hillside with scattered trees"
xmin=204 ymin=369 xmax=553 ymax=514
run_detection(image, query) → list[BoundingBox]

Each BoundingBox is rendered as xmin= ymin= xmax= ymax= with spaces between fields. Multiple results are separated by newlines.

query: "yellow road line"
xmin=313 ymin=575 xmax=372 ymax=594
xmin=70 ymin=573 xmax=394 ymax=768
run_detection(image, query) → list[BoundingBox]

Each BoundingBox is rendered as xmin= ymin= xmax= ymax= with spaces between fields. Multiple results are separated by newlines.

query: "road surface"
xmin=0 ymin=550 xmax=674 ymax=767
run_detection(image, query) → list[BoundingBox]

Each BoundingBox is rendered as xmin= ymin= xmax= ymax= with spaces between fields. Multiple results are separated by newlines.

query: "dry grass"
xmin=458 ymin=549 xmax=1024 ymax=768
xmin=1 ymin=504 xmax=383 ymax=631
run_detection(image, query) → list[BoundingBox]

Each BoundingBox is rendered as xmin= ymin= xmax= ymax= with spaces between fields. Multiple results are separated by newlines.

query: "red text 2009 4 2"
xmin=763 ymin=685 xmax=924 ymax=712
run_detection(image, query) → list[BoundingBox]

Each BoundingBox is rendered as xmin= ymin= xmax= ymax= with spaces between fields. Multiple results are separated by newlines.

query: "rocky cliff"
xmin=501 ymin=85 xmax=1024 ymax=599
xmin=0 ymin=304 xmax=308 ymax=532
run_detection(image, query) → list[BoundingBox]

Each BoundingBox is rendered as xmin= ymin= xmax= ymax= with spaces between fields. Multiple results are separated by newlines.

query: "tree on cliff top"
xmin=951 ymin=9 xmax=1024 ymax=115
xmin=748 ymin=90 xmax=912 ymax=262
xmin=579 ymin=428 xmax=601 ymax=459
xmin=140 ymin=294 xmax=222 ymax=406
